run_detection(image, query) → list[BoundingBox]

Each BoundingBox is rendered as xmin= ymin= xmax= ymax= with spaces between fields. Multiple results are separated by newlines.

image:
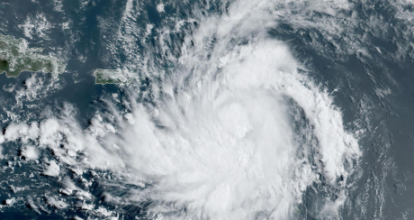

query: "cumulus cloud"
xmin=18 ymin=13 xmax=52 ymax=40
xmin=43 ymin=160 xmax=60 ymax=177
xmin=46 ymin=196 xmax=67 ymax=209
xmin=20 ymin=145 xmax=39 ymax=160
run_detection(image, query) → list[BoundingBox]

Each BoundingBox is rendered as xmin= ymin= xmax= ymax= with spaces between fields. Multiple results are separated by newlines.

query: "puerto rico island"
xmin=93 ymin=68 xmax=134 ymax=84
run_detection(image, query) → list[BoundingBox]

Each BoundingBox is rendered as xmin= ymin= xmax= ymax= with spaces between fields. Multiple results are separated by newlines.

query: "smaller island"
xmin=93 ymin=68 xmax=134 ymax=84
xmin=0 ymin=33 xmax=65 ymax=77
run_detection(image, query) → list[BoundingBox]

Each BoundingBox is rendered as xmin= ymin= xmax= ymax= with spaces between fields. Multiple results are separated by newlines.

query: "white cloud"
xmin=21 ymin=145 xmax=39 ymax=160
xmin=46 ymin=196 xmax=67 ymax=209
xmin=43 ymin=160 xmax=60 ymax=177
xmin=0 ymin=0 xmax=363 ymax=218
xmin=156 ymin=3 xmax=165 ymax=13
xmin=18 ymin=13 xmax=52 ymax=40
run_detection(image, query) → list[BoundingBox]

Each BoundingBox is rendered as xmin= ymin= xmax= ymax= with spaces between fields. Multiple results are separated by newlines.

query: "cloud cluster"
xmin=0 ymin=0 xmax=363 ymax=219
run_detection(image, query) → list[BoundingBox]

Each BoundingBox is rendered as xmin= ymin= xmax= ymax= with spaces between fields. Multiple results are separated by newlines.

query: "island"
xmin=93 ymin=68 xmax=134 ymax=84
xmin=0 ymin=33 xmax=65 ymax=77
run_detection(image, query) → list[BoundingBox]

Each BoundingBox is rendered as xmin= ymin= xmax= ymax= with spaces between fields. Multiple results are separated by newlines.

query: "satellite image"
xmin=0 ymin=0 xmax=413 ymax=219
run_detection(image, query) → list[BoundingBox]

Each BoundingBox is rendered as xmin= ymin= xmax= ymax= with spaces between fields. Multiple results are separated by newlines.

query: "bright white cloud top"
xmin=0 ymin=0 xmax=363 ymax=219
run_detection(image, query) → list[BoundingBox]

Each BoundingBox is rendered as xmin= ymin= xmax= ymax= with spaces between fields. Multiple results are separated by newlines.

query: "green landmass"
xmin=0 ymin=33 xmax=65 ymax=77
xmin=93 ymin=68 xmax=132 ymax=84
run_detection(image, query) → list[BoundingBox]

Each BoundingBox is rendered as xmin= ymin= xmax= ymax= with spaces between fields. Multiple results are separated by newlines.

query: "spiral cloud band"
xmin=0 ymin=0 xmax=361 ymax=219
